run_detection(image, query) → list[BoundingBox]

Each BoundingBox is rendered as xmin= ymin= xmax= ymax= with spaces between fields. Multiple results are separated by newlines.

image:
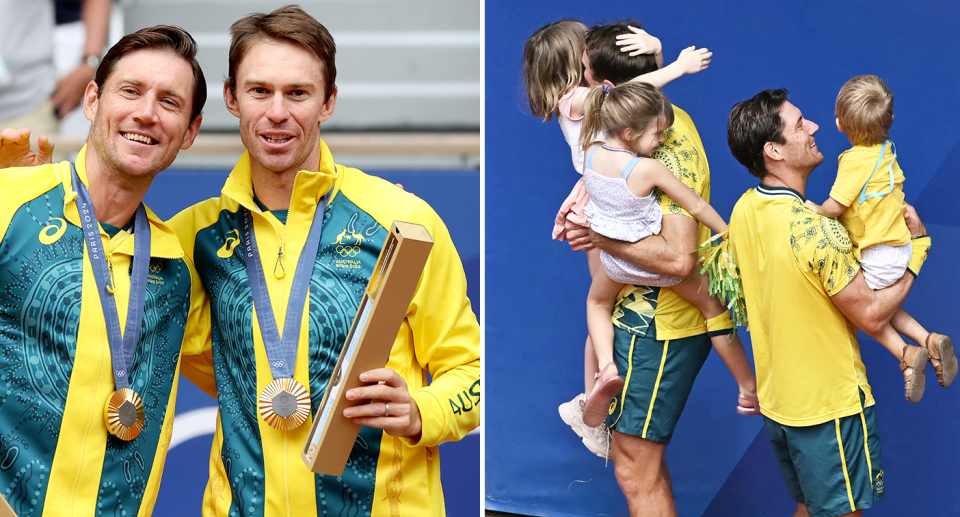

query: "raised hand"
xmin=616 ymin=26 xmax=662 ymax=57
xmin=0 ymin=128 xmax=55 ymax=169
xmin=674 ymin=46 xmax=712 ymax=75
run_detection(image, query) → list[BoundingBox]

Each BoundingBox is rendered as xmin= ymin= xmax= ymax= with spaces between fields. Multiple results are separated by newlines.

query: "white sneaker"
xmin=558 ymin=393 xmax=611 ymax=460
xmin=581 ymin=423 xmax=612 ymax=460
xmin=558 ymin=393 xmax=587 ymax=438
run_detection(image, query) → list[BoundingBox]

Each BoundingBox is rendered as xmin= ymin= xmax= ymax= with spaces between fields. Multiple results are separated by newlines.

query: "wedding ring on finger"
xmin=384 ymin=402 xmax=390 ymax=416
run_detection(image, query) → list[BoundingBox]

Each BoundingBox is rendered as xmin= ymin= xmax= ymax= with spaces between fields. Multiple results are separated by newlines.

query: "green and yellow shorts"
xmin=763 ymin=391 xmax=885 ymax=517
xmin=604 ymin=320 xmax=711 ymax=444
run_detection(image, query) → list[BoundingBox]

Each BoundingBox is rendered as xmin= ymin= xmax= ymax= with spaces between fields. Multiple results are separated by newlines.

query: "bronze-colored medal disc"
xmin=259 ymin=378 xmax=311 ymax=430
xmin=104 ymin=388 xmax=145 ymax=441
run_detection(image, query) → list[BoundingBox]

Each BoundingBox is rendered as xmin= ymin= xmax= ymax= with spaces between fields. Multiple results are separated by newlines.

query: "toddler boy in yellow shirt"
xmin=807 ymin=75 xmax=955 ymax=403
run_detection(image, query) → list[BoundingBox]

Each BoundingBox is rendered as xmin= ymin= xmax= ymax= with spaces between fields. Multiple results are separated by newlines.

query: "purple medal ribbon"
xmin=72 ymin=164 xmax=150 ymax=390
xmin=241 ymin=192 xmax=331 ymax=380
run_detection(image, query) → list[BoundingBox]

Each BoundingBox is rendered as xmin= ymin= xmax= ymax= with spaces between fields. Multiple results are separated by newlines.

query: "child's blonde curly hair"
xmin=836 ymin=75 xmax=894 ymax=146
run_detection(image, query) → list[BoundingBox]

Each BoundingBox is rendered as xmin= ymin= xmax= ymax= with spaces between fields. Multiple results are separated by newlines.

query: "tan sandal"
xmin=900 ymin=345 xmax=928 ymax=403
xmin=926 ymin=333 xmax=957 ymax=388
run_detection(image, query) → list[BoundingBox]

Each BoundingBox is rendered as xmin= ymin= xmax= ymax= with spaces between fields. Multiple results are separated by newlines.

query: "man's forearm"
xmin=590 ymin=214 xmax=698 ymax=278
xmin=833 ymin=271 xmax=914 ymax=336
xmin=864 ymin=273 xmax=914 ymax=331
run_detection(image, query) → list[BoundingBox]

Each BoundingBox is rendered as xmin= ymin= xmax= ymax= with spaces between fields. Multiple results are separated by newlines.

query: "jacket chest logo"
xmin=332 ymin=229 xmax=364 ymax=257
xmin=39 ymin=218 xmax=68 ymax=245
xmin=218 ymin=229 xmax=242 ymax=258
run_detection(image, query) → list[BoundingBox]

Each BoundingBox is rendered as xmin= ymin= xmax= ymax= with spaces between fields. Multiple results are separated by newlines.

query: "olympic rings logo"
xmin=336 ymin=245 xmax=361 ymax=257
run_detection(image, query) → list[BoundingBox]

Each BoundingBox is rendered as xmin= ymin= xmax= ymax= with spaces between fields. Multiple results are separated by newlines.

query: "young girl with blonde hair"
xmin=577 ymin=81 xmax=758 ymax=426
xmin=521 ymin=19 xmax=715 ymax=454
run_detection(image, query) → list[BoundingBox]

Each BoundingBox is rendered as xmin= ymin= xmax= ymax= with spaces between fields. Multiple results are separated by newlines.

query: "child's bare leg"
xmin=871 ymin=322 xmax=914 ymax=359
xmin=582 ymin=268 xmax=627 ymax=427
xmin=586 ymin=269 xmax=623 ymax=371
xmin=584 ymin=336 xmax=598 ymax=395
xmin=584 ymin=248 xmax=603 ymax=395
xmin=586 ymin=247 xmax=603 ymax=279
xmin=671 ymin=271 xmax=758 ymax=407
xmin=892 ymin=309 xmax=958 ymax=387
xmin=869 ymin=322 xmax=927 ymax=402
xmin=890 ymin=309 xmax=928 ymax=348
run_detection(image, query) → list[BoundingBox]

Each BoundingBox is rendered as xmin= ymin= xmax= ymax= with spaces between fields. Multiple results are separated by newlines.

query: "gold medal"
xmin=104 ymin=388 xmax=145 ymax=441
xmin=258 ymin=378 xmax=310 ymax=430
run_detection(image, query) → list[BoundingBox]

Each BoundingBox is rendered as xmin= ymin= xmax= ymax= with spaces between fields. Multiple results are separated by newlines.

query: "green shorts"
xmin=605 ymin=319 xmax=711 ymax=444
xmin=763 ymin=391 xmax=885 ymax=517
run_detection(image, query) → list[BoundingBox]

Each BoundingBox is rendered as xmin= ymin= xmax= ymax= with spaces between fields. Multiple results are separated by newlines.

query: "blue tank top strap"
xmin=585 ymin=145 xmax=599 ymax=169
xmin=621 ymin=157 xmax=643 ymax=179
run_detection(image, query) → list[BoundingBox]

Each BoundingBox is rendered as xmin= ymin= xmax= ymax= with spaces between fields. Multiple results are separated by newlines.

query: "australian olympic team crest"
xmin=329 ymin=213 xmax=382 ymax=272
xmin=332 ymin=228 xmax=365 ymax=257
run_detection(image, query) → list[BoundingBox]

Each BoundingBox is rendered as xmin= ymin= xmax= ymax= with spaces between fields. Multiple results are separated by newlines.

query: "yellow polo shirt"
xmin=612 ymin=105 xmax=711 ymax=339
xmin=829 ymin=144 xmax=911 ymax=254
xmin=729 ymin=185 xmax=873 ymax=426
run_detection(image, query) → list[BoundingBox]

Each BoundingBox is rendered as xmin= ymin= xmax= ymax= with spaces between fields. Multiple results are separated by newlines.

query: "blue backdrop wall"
xmin=136 ymin=165 xmax=480 ymax=515
xmin=486 ymin=1 xmax=960 ymax=516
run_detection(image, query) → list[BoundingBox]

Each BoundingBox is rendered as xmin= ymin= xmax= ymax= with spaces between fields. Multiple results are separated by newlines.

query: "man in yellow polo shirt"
xmin=727 ymin=89 xmax=930 ymax=517
xmin=564 ymin=21 xmax=732 ymax=517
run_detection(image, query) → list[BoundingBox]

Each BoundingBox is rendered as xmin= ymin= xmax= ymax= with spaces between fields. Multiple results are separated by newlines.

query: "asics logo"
xmin=39 ymin=218 xmax=67 ymax=245
xmin=217 ymin=229 xmax=241 ymax=258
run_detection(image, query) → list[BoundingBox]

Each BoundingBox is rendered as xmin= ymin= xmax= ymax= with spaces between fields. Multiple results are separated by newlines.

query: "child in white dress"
xmin=522 ymin=20 xmax=721 ymax=452
xmin=578 ymin=81 xmax=758 ymax=426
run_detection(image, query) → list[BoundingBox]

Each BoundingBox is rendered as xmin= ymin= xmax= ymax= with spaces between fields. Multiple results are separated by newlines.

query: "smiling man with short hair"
xmin=0 ymin=25 xmax=206 ymax=515
xmin=727 ymin=88 xmax=931 ymax=517
xmin=169 ymin=6 xmax=481 ymax=516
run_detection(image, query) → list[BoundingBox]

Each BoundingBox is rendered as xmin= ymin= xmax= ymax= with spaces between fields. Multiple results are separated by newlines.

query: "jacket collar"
xmin=755 ymin=183 xmax=804 ymax=202
xmin=221 ymin=137 xmax=341 ymax=217
xmin=59 ymin=145 xmax=184 ymax=259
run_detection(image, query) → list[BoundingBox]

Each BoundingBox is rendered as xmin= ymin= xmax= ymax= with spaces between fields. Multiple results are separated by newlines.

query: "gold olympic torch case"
xmin=302 ymin=221 xmax=433 ymax=476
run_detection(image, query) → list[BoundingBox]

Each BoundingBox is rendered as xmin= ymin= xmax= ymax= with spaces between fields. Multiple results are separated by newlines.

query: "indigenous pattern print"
xmin=612 ymin=285 xmax=659 ymax=337
xmin=653 ymin=126 xmax=707 ymax=217
xmin=192 ymin=192 xmax=385 ymax=517
xmin=788 ymin=201 xmax=859 ymax=296
xmin=0 ymin=189 xmax=188 ymax=516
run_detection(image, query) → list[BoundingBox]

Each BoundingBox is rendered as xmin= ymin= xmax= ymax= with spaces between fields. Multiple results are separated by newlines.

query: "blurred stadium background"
xmin=49 ymin=0 xmax=480 ymax=514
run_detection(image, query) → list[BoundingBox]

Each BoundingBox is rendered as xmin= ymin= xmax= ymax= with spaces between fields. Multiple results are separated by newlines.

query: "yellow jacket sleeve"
xmin=168 ymin=204 xmax=218 ymax=399
xmin=400 ymin=200 xmax=481 ymax=448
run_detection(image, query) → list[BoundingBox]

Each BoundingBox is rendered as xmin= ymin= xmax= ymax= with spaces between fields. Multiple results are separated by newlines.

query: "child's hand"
xmin=804 ymin=200 xmax=822 ymax=214
xmin=904 ymin=203 xmax=927 ymax=238
xmin=616 ymin=26 xmax=662 ymax=57
xmin=675 ymin=46 xmax=712 ymax=75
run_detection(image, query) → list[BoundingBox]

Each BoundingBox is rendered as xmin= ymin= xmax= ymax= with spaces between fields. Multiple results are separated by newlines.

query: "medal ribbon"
xmin=72 ymin=164 xmax=150 ymax=390
xmin=241 ymin=192 xmax=331 ymax=380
